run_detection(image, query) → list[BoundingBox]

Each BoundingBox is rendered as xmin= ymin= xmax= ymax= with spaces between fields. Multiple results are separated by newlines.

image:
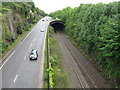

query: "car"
xmin=40 ymin=28 xmax=44 ymax=32
xmin=29 ymin=49 xmax=38 ymax=60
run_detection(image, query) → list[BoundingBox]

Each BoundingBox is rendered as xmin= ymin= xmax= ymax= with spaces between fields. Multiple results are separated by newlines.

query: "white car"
xmin=29 ymin=49 xmax=38 ymax=60
xmin=41 ymin=28 xmax=44 ymax=32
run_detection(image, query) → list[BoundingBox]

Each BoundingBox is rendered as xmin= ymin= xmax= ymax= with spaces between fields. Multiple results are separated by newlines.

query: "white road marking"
xmin=10 ymin=84 xmax=13 ymax=88
xmin=0 ymin=24 xmax=36 ymax=69
xmin=37 ymin=24 xmax=48 ymax=88
xmin=14 ymin=75 xmax=18 ymax=82
xmin=24 ymin=31 xmax=32 ymax=41
xmin=19 ymin=23 xmax=38 ymax=45
xmin=0 ymin=51 xmax=15 ymax=69
xmin=19 ymin=31 xmax=31 ymax=45
xmin=33 ymin=39 xmax=35 ymax=42
xmin=33 ymin=31 xmax=39 ymax=42
xmin=24 ymin=56 xmax=26 ymax=60
xmin=29 ymin=43 xmax=32 ymax=49
xmin=33 ymin=37 xmax=36 ymax=42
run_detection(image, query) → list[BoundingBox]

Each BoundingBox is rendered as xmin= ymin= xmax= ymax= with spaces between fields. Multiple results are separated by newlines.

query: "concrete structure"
xmin=50 ymin=20 xmax=65 ymax=32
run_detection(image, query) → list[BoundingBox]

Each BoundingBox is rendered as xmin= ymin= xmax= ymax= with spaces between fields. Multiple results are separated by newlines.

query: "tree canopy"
xmin=50 ymin=2 xmax=120 ymax=88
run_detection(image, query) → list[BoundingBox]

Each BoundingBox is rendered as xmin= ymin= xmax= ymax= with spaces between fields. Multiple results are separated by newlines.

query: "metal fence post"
xmin=47 ymin=28 xmax=50 ymax=90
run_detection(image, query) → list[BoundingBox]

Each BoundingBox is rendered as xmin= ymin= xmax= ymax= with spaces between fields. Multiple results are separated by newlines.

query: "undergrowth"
xmin=44 ymin=26 xmax=70 ymax=88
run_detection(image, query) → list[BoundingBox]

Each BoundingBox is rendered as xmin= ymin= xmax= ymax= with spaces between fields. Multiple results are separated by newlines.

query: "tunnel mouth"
xmin=50 ymin=20 xmax=65 ymax=32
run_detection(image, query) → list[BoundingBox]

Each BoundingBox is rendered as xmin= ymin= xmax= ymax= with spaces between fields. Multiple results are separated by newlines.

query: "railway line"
xmin=55 ymin=31 xmax=111 ymax=88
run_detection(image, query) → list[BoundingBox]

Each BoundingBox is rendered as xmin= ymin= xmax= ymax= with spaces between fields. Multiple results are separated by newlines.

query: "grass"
xmin=51 ymin=39 xmax=71 ymax=88
xmin=44 ymin=26 xmax=70 ymax=88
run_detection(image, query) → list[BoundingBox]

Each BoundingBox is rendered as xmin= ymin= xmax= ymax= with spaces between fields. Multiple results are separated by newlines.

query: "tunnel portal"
xmin=50 ymin=20 xmax=65 ymax=32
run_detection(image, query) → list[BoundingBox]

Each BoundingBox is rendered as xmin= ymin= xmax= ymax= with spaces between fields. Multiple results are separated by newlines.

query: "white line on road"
xmin=19 ymin=24 xmax=38 ymax=45
xmin=24 ymin=56 xmax=26 ymax=60
xmin=37 ymin=25 xmax=48 ymax=88
xmin=32 ymin=32 xmax=39 ymax=43
xmin=19 ymin=31 xmax=32 ymax=45
xmin=29 ymin=43 xmax=32 ymax=50
xmin=25 ymin=31 xmax=32 ymax=39
xmin=33 ymin=37 xmax=36 ymax=42
xmin=38 ymin=30 xmax=39 ymax=33
xmin=14 ymin=75 xmax=18 ymax=82
xmin=0 ymin=22 xmax=39 ymax=69
xmin=0 ymin=51 xmax=15 ymax=69
xmin=10 ymin=84 xmax=13 ymax=88
xmin=33 ymin=39 xmax=35 ymax=42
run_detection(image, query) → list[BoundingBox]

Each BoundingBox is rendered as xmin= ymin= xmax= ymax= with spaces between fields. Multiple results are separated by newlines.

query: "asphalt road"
xmin=1 ymin=17 xmax=50 ymax=88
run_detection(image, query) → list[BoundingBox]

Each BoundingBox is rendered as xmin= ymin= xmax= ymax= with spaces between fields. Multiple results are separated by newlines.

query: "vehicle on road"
xmin=40 ymin=28 xmax=44 ymax=32
xmin=29 ymin=49 xmax=38 ymax=60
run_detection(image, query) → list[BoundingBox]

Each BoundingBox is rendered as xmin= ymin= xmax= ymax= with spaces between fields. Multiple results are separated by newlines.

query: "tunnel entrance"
xmin=50 ymin=20 xmax=65 ymax=32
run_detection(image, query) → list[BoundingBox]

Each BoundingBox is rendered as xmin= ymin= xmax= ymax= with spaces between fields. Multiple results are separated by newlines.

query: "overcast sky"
xmin=32 ymin=0 xmax=118 ymax=14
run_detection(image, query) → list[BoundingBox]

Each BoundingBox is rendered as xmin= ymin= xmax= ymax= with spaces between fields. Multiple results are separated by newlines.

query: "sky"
xmin=32 ymin=0 xmax=118 ymax=14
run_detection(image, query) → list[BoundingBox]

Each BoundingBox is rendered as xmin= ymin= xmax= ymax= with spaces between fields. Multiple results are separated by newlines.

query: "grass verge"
xmin=44 ymin=26 xmax=70 ymax=88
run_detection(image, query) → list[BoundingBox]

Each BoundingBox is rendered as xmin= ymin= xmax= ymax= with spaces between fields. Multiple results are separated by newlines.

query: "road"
xmin=55 ymin=31 xmax=111 ymax=88
xmin=1 ymin=17 xmax=50 ymax=88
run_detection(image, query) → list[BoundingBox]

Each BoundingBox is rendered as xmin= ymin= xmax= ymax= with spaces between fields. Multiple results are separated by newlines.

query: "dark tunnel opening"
xmin=50 ymin=21 xmax=65 ymax=32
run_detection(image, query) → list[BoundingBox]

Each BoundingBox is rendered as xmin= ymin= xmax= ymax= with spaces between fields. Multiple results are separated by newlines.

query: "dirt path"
xmin=55 ymin=31 xmax=111 ymax=88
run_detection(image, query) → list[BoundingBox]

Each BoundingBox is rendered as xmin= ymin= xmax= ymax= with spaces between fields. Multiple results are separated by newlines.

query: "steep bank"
xmin=49 ymin=2 xmax=120 ymax=88
xmin=1 ymin=2 xmax=46 ymax=58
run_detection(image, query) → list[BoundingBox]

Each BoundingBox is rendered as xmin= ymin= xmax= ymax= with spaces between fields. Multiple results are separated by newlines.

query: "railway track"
xmin=55 ymin=31 xmax=111 ymax=88
xmin=56 ymin=32 xmax=86 ymax=88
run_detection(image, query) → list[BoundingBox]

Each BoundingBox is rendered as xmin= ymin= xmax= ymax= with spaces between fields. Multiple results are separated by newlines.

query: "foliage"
xmin=2 ymin=2 xmax=46 ymax=55
xmin=44 ymin=26 xmax=69 ymax=88
xmin=50 ymin=1 xmax=120 ymax=88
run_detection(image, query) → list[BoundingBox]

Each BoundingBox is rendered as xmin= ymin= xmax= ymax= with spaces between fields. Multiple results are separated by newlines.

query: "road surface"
xmin=1 ymin=17 xmax=50 ymax=88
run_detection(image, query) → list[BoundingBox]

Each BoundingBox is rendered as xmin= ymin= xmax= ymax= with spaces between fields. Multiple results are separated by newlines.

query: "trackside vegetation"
xmin=49 ymin=2 xmax=120 ymax=88
xmin=1 ymin=2 xmax=46 ymax=58
xmin=44 ymin=26 xmax=70 ymax=88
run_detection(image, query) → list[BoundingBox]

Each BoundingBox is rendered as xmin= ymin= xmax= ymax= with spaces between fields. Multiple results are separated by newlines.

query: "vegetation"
xmin=1 ymin=2 xmax=46 ymax=58
xmin=44 ymin=26 xmax=70 ymax=88
xmin=49 ymin=2 xmax=120 ymax=88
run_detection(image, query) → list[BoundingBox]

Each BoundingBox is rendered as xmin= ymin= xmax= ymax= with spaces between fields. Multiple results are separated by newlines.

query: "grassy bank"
xmin=49 ymin=2 xmax=120 ymax=88
xmin=1 ymin=2 xmax=46 ymax=61
xmin=1 ymin=21 xmax=39 ymax=60
xmin=44 ymin=26 xmax=70 ymax=88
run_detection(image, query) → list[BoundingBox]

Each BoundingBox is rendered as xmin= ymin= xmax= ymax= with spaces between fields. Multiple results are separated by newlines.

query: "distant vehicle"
xmin=40 ymin=28 xmax=44 ymax=32
xmin=29 ymin=49 xmax=38 ymax=60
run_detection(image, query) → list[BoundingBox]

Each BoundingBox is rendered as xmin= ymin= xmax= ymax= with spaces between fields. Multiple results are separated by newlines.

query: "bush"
xmin=50 ymin=2 xmax=120 ymax=88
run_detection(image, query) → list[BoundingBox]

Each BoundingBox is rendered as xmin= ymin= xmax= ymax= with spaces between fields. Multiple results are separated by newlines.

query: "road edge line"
xmin=37 ymin=25 xmax=48 ymax=88
xmin=0 ymin=20 xmax=40 ymax=68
